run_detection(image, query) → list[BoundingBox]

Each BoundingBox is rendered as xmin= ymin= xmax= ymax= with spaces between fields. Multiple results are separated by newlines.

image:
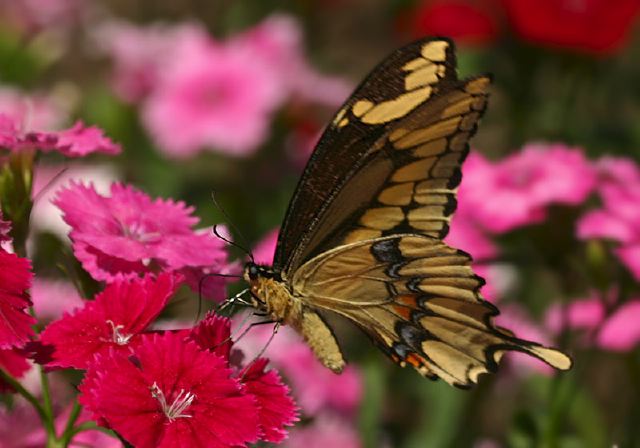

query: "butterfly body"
xmin=242 ymin=38 xmax=572 ymax=387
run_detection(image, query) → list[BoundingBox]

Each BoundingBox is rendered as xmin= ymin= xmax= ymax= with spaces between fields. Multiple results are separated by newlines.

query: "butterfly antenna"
xmin=241 ymin=322 xmax=280 ymax=380
xmin=210 ymin=191 xmax=255 ymax=262
xmin=196 ymin=272 xmax=243 ymax=323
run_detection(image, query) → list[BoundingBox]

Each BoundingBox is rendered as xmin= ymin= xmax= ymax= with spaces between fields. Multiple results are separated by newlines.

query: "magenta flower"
xmin=0 ymin=348 xmax=31 ymax=392
xmin=241 ymin=358 xmax=299 ymax=443
xmin=229 ymin=14 xmax=351 ymax=108
xmin=597 ymin=300 xmax=640 ymax=351
xmin=53 ymin=182 xmax=228 ymax=298
xmin=95 ymin=21 xmax=209 ymax=103
xmin=545 ymin=297 xmax=606 ymax=334
xmin=577 ymin=156 xmax=640 ymax=279
xmin=79 ymin=332 xmax=260 ymax=448
xmin=188 ymin=313 xmax=298 ymax=441
xmin=0 ymin=113 xmax=121 ymax=157
xmin=0 ymin=249 xmax=35 ymax=349
xmin=460 ymin=143 xmax=596 ymax=233
xmin=252 ymin=228 xmax=279 ymax=264
xmin=40 ymin=273 xmax=179 ymax=369
xmin=142 ymin=35 xmax=282 ymax=158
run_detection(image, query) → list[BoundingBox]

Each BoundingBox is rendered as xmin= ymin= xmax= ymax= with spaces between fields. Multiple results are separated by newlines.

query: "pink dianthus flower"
xmin=142 ymin=36 xmax=282 ymax=158
xmin=461 ymin=143 xmax=596 ymax=233
xmin=53 ymin=182 xmax=228 ymax=299
xmin=577 ymin=156 xmax=640 ymax=279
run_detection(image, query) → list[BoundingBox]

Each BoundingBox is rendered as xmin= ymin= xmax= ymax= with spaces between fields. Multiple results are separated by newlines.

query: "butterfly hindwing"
xmin=292 ymin=234 xmax=571 ymax=386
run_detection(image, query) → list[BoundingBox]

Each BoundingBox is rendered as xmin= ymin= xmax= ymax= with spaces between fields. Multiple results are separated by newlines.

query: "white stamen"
xmin=106 ymin=320 xmax=133 ymax=345
xmin=150 ymin=382 xmax=196 ymax=421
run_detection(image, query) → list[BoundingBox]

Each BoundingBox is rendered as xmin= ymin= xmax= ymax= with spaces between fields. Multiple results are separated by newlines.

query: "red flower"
xmin=0 ymin=250 xmax=35 ymax=349
xmin=502 ymin=0 xmax=640 ymax=55
xmin=411 ymin=0 xmax=500 ymax=45
xmin=79 ymin=332 xmax=260 ymax=448
xmin=188 ymin=313 xmax=299 ymax=441
xmin=241 ymin=358 xmax=298 ymax=443
xmin=40 ymin=273 xmax=178 ymax=369
xmin=0 ymin=348 xmax=30 ymax=392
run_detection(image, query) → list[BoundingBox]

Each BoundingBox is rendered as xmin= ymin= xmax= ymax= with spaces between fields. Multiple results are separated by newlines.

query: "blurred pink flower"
xmin=0 ymin=113 xmax=121 ymax=157
xmin=142 ymin=35 xmax=282 ymax=158
xmin=79 ymin=332 xmax=261 ymax=448
xmin=545 ymin=297 xmax=605 ymax=334
xmin=40 ymin=274 xmax=179 ymax=369
xmin=597 ymin=300 xmax=640 ymax=351
xmin=577 ymin=156 xmax=640 ymax=279
xmin=31 ymin=278 xmax=84 ymax=322
xmin=53 ymin=182 xmax=228 ymax=299
xmin=253 ymin=228 xmax=279 ymax=265
xmin=0 ymin=250 xmax=35 ymax=349
xmin=0 ymin=0 xmax=85 ymax=33
xmin=495 ymin=305 xmax=555 ymax=375
xmin=95 ymin=21 xmax=210 ymax=103
xmin=230 ymin=14 xmax=351 ymax=108
xmin=446 ymin=212 xmax=498 ymax=261
xmin=460 ymin=143 xmax=596 ymax=233
xmin=284 ymin=413 xmax=361 ymax=448
xmin=0 ymin=399 xmax=122 ymax=447
xmin=0 ymin=86 xmax=66 ymax=131
xmin=239 ymin=324 xmax=362 ymax=416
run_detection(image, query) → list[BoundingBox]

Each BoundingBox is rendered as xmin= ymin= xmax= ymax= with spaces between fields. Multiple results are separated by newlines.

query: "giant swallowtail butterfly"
xmin=242 ymin=38 xmax=571 ymax=387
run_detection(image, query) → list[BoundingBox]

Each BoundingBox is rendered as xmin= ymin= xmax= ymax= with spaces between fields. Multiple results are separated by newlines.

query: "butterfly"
xmin=241 ymin=37 xmax=572 ymax=387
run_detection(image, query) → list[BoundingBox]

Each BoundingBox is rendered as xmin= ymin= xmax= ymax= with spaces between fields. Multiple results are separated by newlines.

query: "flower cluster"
xmin=96 ymin=15 xmax=350 ymax=158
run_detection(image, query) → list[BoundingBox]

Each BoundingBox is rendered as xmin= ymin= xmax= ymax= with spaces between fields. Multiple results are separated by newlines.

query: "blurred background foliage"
xmin=1 ymin=0 xmax=640 ymax=447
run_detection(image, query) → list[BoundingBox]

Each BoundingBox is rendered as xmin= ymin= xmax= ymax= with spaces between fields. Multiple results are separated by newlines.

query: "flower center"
xmin=150 ymin=382 xmax=196 ymax=422
xmin=121 ymin=220 xmax=161 ymax=244
xmin=106 ymin=320 xmax=133 ymax=345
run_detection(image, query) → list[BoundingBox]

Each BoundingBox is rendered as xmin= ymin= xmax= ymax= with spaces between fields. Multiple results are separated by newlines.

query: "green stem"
xmin=59 ymin=402 xmax=83 ymax=446
xmin=39 ymin=365 xmax=56 ymax=436
xmin=0 ymin=367 xmax=47 ymax=422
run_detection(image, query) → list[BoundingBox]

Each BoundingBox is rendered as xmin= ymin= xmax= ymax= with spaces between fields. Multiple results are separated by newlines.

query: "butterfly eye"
xmin=247 ymin=264 xmax=259 ymax=280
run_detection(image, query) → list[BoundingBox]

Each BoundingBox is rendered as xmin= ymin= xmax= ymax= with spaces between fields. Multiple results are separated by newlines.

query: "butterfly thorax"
xmin=243 ymin=263 xmax=302 ymax=325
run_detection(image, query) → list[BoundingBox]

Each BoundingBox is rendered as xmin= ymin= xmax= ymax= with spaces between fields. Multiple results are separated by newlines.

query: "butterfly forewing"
xmin=274 ymin=38 xmax=460 ymax=274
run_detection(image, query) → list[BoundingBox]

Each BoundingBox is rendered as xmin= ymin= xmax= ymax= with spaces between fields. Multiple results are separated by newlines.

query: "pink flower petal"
xmin=284 ymin=413 xmax=361 ymax=448
xmin=241 ymin=358 xmax=298 ymax=443
xmin=576 ymin=209 xmax=635 ymax=243
xmin=0 ymin=250 xmax=35 ymax=348
xmin=545 ymin=298 xmax=606 ymax=334
xmin=253 ymin=228 xmax=279 ymax=265
xmin=597 ymin=300 xmax=640 ymax=351
xmin=40 ymin=273 xmax=179 ymax=369
xmin=51 ymin=121 xmax=122 ymax=157
xmin=616 ymin=244 xmax=640 ymax=280
xmin=31 ymin=279 xmax=85 ymax=322
xmin=79 ymin=332 xmax=260 ymax=448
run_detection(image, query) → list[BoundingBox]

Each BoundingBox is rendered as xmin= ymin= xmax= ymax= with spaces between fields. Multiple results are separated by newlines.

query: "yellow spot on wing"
xmin=378 ymin=182 xmax=414 ymax=206
xmin=361 ymin=87 xmax=432 ymax=125
xmin=360 ymin=207 xmax=404 ymax=230
xmin=465 ymin=77 xmax=490 ymax=94
xmin=338 ymin=118 xmax=349 ymax=127
xmin=405 ymin=64 xmax=440 ymax=90
xmin=421 ymin=41 xmax=449 ymax=62
xmin=332 ymin=107 xmax=347 ymax=126
xmin=392 ymin=157 xmax=436 ymax=182
xmin=402 ymin=57 xmax=430 ymax=71
xmin=394 ymin=116 xmax=461 ymax=149
xmin=352 ymin=100 xmax=374 ymax=117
